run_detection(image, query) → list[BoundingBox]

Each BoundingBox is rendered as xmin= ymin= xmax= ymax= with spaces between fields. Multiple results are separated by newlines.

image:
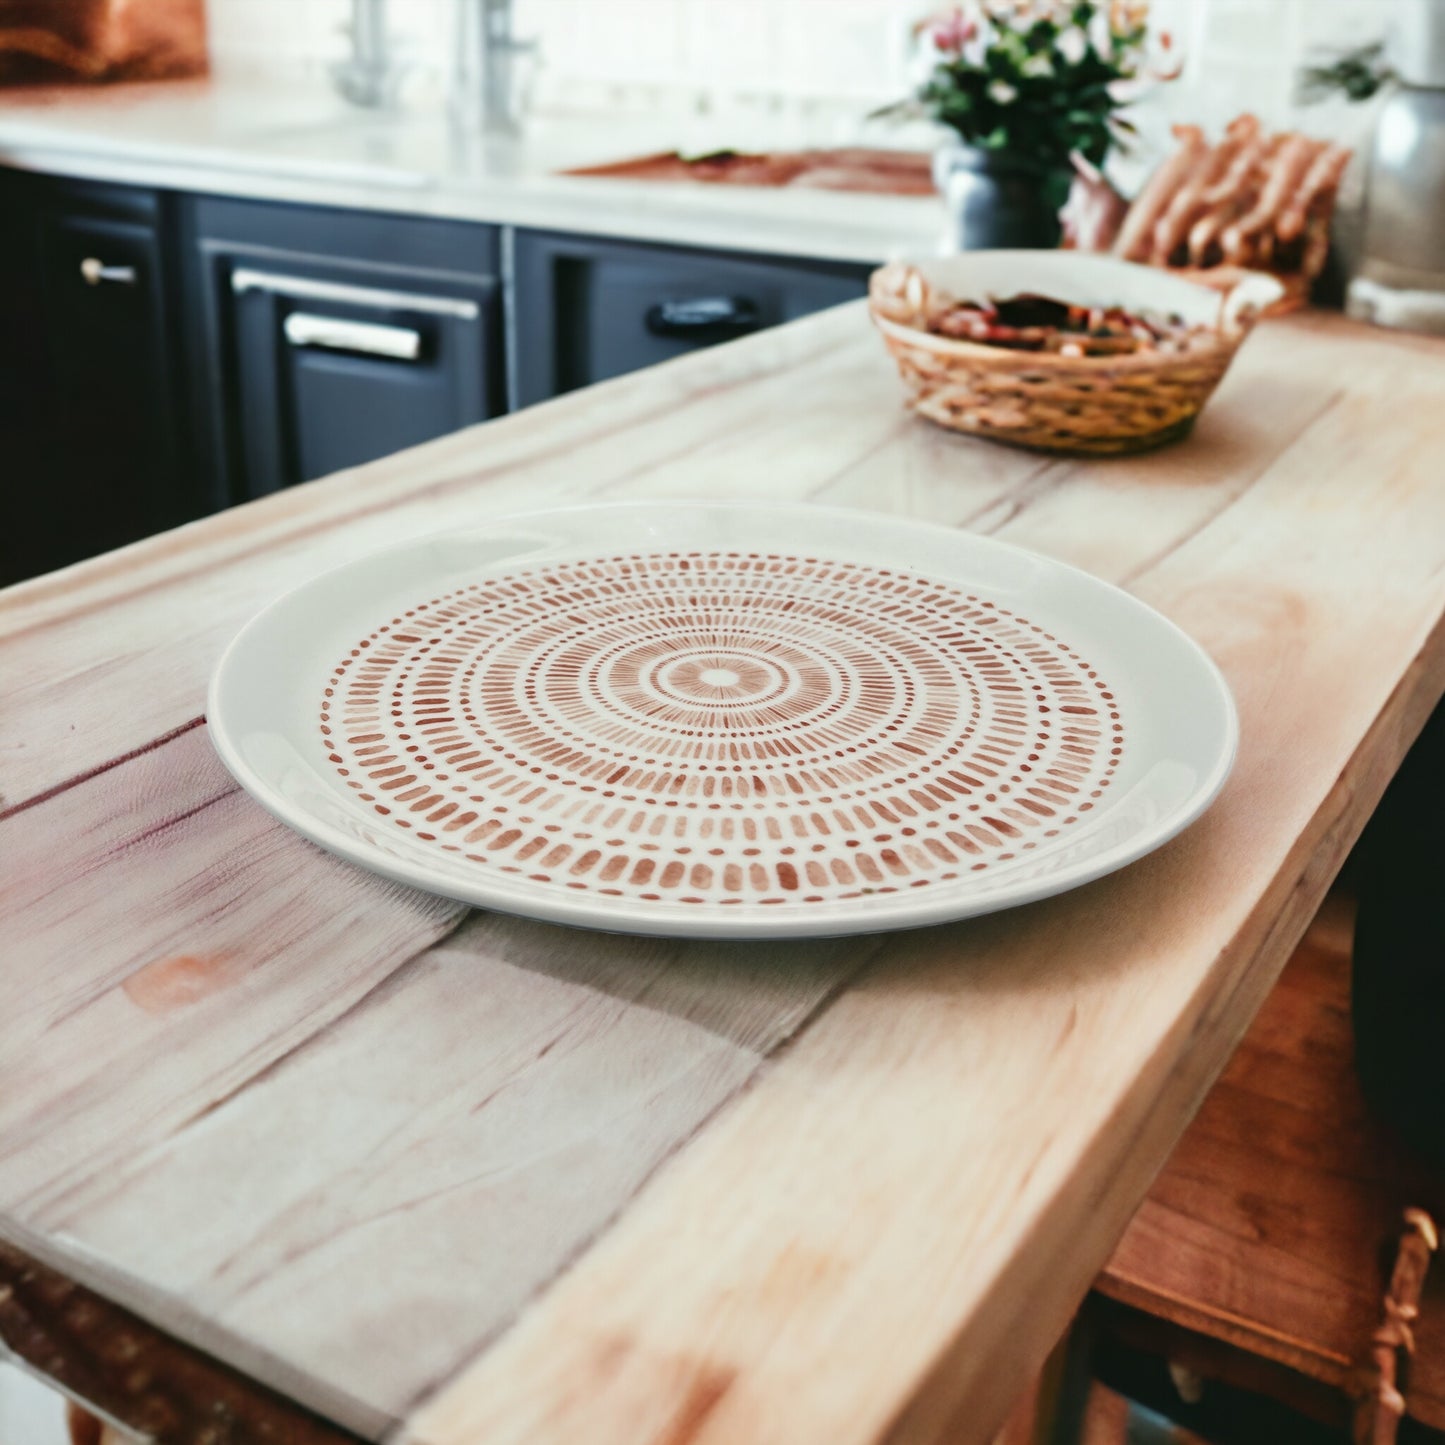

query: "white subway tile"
xmin=204 ymin=0 xmax=1407 ymax=135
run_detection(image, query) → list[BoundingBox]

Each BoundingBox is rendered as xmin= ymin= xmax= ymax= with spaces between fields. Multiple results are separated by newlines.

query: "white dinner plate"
xmin=208 ymin=502 xmax=1236 ymax=938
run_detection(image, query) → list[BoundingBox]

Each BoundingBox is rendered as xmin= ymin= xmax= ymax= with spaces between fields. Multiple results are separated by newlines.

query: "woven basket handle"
xmin=1221 ymin=273 xmax=1286 ymax=335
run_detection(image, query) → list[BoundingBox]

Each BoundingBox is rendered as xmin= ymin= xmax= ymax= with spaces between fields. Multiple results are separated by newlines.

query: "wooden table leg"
xmin=1354 ymin=1210 xmax=1440 ymax=1445
xmin=990 ymin=1313 xmax=1097 ymax=1445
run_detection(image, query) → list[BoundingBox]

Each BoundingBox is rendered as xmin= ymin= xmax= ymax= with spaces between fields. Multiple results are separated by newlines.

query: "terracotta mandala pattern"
xmin=318 ymin=551 xmax=1125 ymax=910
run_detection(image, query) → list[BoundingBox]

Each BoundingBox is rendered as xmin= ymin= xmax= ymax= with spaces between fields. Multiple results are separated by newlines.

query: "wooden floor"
xmin=1000 ymin=893 xmax=1445 ymax=1443
xmin=1100 ymin=893 xmax=1445 ymax=1430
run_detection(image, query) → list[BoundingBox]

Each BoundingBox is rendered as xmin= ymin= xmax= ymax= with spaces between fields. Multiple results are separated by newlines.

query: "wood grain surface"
xmin=4 ymin=305 xmax=1445 ymax=1444
xmin=1 ymin=721 xmax=874 ymax=1433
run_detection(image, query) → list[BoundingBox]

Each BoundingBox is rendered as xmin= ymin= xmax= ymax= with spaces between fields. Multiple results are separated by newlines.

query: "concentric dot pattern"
xmin=318 ymin=551 xmax=1126 ymax=911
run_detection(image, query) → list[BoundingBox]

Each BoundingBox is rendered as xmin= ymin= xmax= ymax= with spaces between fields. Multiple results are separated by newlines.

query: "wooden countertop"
xmin=4 ymin=305 xmax=1445 ymax=1445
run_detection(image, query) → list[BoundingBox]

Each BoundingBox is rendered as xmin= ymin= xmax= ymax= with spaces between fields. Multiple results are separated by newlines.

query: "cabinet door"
xmin=510 ymin=229 xmax=872 ymax=407
xmin=188 ymin=198 xmax=504 ymax=502
xmin=1 ymin=178 xmax=186 ymax=583
xmin=0 ymin=170 xmax=44 ymax=586
xmin=227 ymin=265 xmax=497 ymax=496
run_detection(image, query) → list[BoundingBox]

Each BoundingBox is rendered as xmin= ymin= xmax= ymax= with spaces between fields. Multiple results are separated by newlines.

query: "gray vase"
xmin=933 ymin=143 xmax=1070 ymax=251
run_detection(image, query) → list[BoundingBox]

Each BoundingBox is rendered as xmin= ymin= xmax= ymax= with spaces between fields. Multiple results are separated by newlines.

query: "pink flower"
xmin=930 ymin=7 xmax=978 ymax=54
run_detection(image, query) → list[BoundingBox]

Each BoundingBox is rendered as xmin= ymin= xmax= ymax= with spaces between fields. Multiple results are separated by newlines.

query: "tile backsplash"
xmin=207 ymin=0 xmax=1403 ymax=151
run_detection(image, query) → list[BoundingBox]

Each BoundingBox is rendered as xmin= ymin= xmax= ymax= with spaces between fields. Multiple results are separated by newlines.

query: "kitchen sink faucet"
xmin=450 ymin=0 xmax=539 ymax=136
xmin=331 ymin=0 xmax=405 ymax=109
xmin=331 ymin=0 xmax=536 ymax=130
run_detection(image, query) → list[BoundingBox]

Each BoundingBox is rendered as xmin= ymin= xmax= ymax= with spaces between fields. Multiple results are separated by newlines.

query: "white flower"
xmin=1056 ymin=25 xmax=1088 ymax=64
xmin=1088 ymin=7 xmax=1114 ymax=60
xmin=961 ymin=22 xmax=990 ymax=65
xmin=1107 ymin=76 xmax=1146 ymax=103
xmin=1020 ymin=52 xmax=1054 ymax=77
xmin=988 ymin=79 xmax=1019 ymax=103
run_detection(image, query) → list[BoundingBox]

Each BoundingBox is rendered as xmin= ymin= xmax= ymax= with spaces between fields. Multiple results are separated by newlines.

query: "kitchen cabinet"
xmin=508 ymin=228 xmax=872 ymax=407
xmin=185 ymin=197 xmax=505 ymax=502
xmin=1 ymin=164 xmax=878 ymax=582
xmin=0 ymin=170 xmax=42 ymax=587
xmin=0 ymin=176 xmax=190 ymax=586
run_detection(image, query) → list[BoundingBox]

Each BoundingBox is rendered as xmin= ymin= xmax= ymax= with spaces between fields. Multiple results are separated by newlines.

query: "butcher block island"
xmin=4 ymin=302 xmax=1445 ymax=1445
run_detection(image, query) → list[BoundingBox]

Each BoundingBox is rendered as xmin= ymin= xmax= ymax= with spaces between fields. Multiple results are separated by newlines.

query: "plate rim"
xmin=207 ymin=500 xmax=1238 ymax=938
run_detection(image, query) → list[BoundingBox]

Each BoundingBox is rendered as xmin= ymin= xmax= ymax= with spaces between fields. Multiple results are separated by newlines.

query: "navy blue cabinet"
xmin=509 ymin=228 xmax=872 ymax=407
xmin=1 ymin=168 xmax=876 ymax=583
xmin=0 ymin=169 xmax=45 ymax=586
xmin=1 ymin=176 xmax=189 ymax=585
xmin=184 ymin=197 xmax=505 ymax=502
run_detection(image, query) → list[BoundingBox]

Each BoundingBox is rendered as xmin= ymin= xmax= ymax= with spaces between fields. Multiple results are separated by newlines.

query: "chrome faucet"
xmin=450 ymin=0 xmax=538 ymax=135
xmin=332 ymin=0 xmax=406 ymax=109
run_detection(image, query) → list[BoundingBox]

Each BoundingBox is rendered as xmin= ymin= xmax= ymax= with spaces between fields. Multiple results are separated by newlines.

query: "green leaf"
xmin=897 ymin=0 xmax=1165 ymax=166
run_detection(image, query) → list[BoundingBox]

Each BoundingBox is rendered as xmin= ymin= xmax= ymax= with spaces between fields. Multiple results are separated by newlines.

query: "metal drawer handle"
xmin=645 ymin=295 xmax=760 ymax=340
xmin=232 ymin=267 xmax=479 ymax=321
xmin=80 ymin=257 xmax=138 ymax=287
xmin=283 ymin=312 xmax=423 ymax=361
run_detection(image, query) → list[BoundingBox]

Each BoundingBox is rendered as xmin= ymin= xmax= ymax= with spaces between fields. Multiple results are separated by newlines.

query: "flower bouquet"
xmin=881 ymin=1 xmax=1178 ymax=248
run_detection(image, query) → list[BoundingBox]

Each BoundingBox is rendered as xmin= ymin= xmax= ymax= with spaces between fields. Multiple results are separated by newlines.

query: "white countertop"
xmin=0 ymin=73 xmax=947 ymax=264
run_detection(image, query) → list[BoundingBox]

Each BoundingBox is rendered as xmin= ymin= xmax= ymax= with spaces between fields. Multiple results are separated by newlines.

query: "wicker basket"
xmin=870 ymin=252 xmax=1283 ymax=455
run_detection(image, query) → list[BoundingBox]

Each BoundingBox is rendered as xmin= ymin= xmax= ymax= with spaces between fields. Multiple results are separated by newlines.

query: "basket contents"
xmin=916 ymin=291 xmax=1210 ymax=358
xmin=868 ymin=254 xmax=1281 ymax=456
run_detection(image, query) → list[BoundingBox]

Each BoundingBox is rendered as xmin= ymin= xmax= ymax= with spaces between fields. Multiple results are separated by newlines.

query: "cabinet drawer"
xmin=227 ymin=263 xmax=497 ymax=496
xmin=510 ymin=229 xmax=871 ymax=407
xmin=186 ymin=197 xmax=504 ymax=501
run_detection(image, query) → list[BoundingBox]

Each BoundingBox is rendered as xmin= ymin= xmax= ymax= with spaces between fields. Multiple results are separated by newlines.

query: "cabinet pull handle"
xmin=232 ymin=267 xmax=479 ymax=320
xmin=645 ymin=296 xmax=761 ymax=340
xmin=283 ymin=312 xmax=423 ymax=361
xmin=80 ymin=257 xmax=138 ymax=287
